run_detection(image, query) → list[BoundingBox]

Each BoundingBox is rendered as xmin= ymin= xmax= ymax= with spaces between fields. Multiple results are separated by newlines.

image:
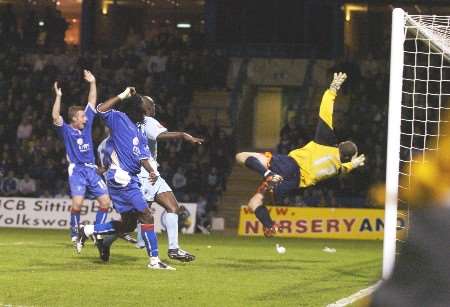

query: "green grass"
xmin=0 ymin=229 xmax=382 ymax=307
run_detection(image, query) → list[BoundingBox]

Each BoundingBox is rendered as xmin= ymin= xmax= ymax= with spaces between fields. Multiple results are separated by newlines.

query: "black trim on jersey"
xmin=314 ymin=118 xmax=337 ymax=146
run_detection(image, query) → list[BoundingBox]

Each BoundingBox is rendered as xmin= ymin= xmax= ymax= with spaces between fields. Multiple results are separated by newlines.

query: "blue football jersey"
xmin=55 ymin=104 xmax=96 ymax=165
xmin=97 ymin=109 xmax=151 ymax=176
xmin=97 ymin=136 xmax=113 ymax=169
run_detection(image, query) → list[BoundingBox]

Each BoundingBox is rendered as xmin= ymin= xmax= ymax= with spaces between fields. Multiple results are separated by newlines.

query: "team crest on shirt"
xmin=77 ymin=138 xmax=90 ymax=152
xmin=132 ymin=137 xmax=141 ymax=156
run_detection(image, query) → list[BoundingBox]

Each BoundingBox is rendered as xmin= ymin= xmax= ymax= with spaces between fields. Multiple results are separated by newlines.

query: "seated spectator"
xmin=18 ymin=173 xmax=36 ymax=197
xmin=2 ymin=170 xmax=19 ymax=196
xmin=196 ymin=194 xmax=211 ymax=234
xmin=172 ymin=167 xmax=187 ymax=197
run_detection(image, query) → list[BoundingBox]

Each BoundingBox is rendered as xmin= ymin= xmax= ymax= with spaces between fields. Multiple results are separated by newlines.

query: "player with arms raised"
xmin=77 ymin=87 xmax=174 ymax=270
xmin=52 ymin=70 xmax=111 ymax=246
xmin=235 ymin=72 xmax=366 ymax=236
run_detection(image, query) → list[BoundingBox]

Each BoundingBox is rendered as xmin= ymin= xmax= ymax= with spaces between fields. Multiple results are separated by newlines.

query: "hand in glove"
xmin=329 ymin=72 xmax=347 ymax=93
xmin=351 ymin=154 xmax=365 ymax=168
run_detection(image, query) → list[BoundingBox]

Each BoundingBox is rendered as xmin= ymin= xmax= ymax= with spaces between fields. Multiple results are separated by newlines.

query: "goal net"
xmin=383 ymin=9 xmax=450 ymax=279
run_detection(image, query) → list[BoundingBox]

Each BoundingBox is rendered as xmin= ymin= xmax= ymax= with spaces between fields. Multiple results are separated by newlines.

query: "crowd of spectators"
xmin=0 ymin=5 xmax=68 ymax=50
xmin=0 ymin=6 xmax=230 ymax=229
xmin=276 ymin=52 xmax=389 ymax=208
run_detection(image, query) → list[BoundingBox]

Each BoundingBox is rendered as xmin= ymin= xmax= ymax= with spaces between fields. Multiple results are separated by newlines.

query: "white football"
xmin=276 ymin=243 xmax=286 ymax=254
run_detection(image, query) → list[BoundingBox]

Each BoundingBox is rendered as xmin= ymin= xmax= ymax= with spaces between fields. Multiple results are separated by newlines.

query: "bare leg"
xmin=248 ymin=192 xmax=265 ymax=212
xmin=235 ymin=152 xmax=269 ymax=168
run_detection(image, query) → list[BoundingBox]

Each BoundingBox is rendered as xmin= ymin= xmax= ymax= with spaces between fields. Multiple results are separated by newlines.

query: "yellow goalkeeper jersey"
xmin=288 ymin=90 xmax=354 ymax=187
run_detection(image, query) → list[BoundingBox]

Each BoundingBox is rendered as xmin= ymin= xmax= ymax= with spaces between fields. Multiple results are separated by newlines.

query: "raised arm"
xmin=52 ymin=82 xmax=63 ymax=126
xmin=97 ymin=87 xmax=135 ymax=113
xmin=314 ymin=72 xmax=347 ymax=146
xmin=157 ymin=131 xmax=204 ymax=144
xmin=84 ymin=70 xmax=97 ymax=108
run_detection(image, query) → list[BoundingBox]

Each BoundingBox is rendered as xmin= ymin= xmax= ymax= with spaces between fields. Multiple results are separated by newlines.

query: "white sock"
xmin=84 ymin=224 xmax=95 ymax=236
xmin=165 ymin=213 xmax=179 ymax=250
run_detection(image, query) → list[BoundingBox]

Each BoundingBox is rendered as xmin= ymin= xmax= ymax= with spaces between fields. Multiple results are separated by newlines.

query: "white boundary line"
xmin=326 ymin=280 xmax=382 ymax=307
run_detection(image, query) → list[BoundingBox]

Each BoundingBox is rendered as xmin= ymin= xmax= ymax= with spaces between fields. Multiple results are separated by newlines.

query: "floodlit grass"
xmin=0 ymin=228 xmax=381 ymax=307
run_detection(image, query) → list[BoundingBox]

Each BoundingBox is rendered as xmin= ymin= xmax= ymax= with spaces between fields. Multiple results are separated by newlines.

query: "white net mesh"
xmin=399 ymin=14 xmax=450 ymax=208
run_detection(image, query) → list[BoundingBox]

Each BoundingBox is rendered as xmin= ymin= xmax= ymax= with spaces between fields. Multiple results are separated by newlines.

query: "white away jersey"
xmin=138 ymin=116 xmax=167 ymax=178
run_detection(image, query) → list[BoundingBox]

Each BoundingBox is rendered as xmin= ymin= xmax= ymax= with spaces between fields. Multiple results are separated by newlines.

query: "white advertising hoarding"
xmin=0 ymin=197 xmax=196 ymax=234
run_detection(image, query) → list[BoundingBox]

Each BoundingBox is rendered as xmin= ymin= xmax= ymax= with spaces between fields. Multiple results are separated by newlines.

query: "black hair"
xmin=119 ymin=94 xmax=145 ymax=125
xmin=339 ymin=141 xmax=358 ymax=163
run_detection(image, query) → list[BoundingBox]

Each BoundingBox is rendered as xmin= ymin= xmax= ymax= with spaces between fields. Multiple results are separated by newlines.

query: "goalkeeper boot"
xmin=76 ymin=225 xmax=89 ymax=254
xmin=263 ymin=223 xmax=282 ymax=238
xmin=148 ymin=257 xmax=176 ymax=270
xmin=119 ymin=232 xmax=138 ymax=244
xmin=168 ymin=248 xmax=196 ymax=262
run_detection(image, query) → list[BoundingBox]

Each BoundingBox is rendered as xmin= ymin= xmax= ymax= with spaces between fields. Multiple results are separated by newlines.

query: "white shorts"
xmin=139 ymin=176 xmax=172 ymax=202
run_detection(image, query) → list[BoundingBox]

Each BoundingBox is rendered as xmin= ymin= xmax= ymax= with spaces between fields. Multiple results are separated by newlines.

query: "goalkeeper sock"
xmin=141 ymin=224 xmax=159 ymax=257
xmin=165 ymin=213 xmax=179 ymax=250
xmin=245 ymin=157 xmax=267 ymax=177
xmin=254 ymin=206 xmax=274 ymax=228
xmin=102 ymin=234 xmax=118 ymax=248
xmin=95 ymin=207 xmax=108 ymax=225
xmin=70 ymin=209 xmax=81 ymax=238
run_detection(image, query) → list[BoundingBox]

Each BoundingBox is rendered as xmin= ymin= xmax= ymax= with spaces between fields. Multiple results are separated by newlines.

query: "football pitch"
xmin=0 ymin=228 xmax=381 ymax=307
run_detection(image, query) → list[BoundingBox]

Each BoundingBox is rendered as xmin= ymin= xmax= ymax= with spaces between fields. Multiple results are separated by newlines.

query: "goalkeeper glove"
xmin=118 ymin=87 xmax=135 ymax=100
xmin=351 ymin=154 xmax=365 ymax=168
xmin=329 ymin=72 xmax=347 ymax=92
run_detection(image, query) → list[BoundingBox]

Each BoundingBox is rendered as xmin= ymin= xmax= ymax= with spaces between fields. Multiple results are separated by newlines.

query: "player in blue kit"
xmin=52 ymin=70 xmax=111 ymax=247
xmin=77 ymin=87 xmax=174 ymax=270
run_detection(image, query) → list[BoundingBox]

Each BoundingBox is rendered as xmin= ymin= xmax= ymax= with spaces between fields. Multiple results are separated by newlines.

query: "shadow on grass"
xmin=209 ymin=257 xmax=329 ymax=271
xmin=0 ymin=254 xmax=141 ymax=274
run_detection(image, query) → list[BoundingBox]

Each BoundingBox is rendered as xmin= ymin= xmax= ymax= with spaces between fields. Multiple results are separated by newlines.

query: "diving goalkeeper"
xmin=235 ymin=72 xmax=365 ymax=237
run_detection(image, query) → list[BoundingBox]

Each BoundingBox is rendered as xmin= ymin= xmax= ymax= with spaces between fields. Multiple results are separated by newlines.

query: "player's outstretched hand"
xmin=351 ymin=154 xmax=365 ymax=168
xmin=183 ymin=133 xmax=204 ymax=144
xmin=118 ymin=87 xmax=136 ymax=100
xmin=149 ymin=171 xmax=158 ymax=185
xmin=329 ymin=72 xmax=347 ymax=93
xmin=83 ymin=70 xmax=96 ymax=83
xmin=54 ymin=82 xmax=62 ymax=97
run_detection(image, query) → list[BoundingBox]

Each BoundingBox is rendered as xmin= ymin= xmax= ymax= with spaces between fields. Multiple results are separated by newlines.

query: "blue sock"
xmin=136 ymin=223 xmax=145 ymax=247
xmin=141 ymin=224 xmax=158 ymax=257
xmin=95 ymin=207 xmax=108 ymax=225
xmin=70 ymin=210 xmax=81 ymax=238
xmin=93 ymin=221 xmax=116 ymax=235
xmin=245 ymin=156 xmax=267 ymax=177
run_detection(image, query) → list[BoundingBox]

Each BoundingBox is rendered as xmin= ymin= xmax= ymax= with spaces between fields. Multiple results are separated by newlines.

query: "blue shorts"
xmin=69 ymin=165 xmax=108 ymax=198
xmin=106 ymin=177 xmax=148 ymax=214
xmin=268 ymin=154 xmax=300 ymax=202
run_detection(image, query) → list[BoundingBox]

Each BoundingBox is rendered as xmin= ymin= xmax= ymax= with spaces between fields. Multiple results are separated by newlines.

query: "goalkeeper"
xmin=236 ymin=72 xmax=365 ymax=237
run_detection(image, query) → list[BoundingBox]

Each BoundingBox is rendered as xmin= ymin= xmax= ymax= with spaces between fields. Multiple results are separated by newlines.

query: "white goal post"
xmin=383 ymin=8 xmax=450 ymax=279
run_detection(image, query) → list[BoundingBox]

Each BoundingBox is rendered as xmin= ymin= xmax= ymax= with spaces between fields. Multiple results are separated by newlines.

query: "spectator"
xmin=2 ymin=170 xmax=19 ymax=196
xmin=18 ymin=173 xmax=36 ymax=197
xmin=196 ymin=194 xmax=211 ymax=234
xmin=172 ymin=167 xmax=187 ymax=196
xmin=16 ymin=117 xmax=33 ymax=141
xmin=147 ymin=49 xmax=167 ymax=74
